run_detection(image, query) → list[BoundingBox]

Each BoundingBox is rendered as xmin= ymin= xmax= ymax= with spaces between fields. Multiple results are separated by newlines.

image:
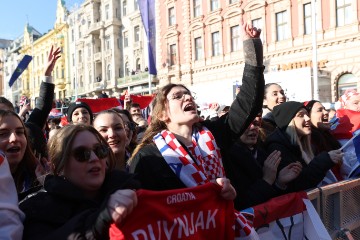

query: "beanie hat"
xmin=273 ymin=101 xmax=305 ymax=131
xmin=303 ymin=100 xmax=320 ymax=115
xmin=66 ymin=101 xmax=93 ymax=124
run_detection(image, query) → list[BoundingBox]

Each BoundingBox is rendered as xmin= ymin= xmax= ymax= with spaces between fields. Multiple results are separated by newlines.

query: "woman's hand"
xmin=262 ymin=150 xmax=281 ymax=185
xmin=35 ymin=156 xmax=51 ymax=185
xmin=108 ymin=189 xmax=137 ymax=227
xmin=216 ymin=178 xmax=236 ymax=201
xmin=277 ymin=161 xmax=303 ymax=187
xmin=328 ymin=149 xmax=344 ymax=165
xmin=240 ymin=16 xmax=261 ymax=41
xmin=45 ymin=46 xmax=61 ymax=76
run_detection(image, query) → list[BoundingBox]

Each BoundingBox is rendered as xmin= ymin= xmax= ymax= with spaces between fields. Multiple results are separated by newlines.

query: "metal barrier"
xmin=307 ymin=178 xmax=360 ymax=239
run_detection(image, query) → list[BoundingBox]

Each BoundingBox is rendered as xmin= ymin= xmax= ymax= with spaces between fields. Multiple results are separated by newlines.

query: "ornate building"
xmin=156 ymin=0 xmax=360 ymax=105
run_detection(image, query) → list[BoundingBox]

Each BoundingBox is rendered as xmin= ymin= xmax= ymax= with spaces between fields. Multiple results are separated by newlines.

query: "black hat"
xmin=67 ymin=101 xmax=93 ymax=124
xmin=303 ymin=100 xmax=320 ymax=115
xmin=273 ymin=101 xmax=305 ymax=131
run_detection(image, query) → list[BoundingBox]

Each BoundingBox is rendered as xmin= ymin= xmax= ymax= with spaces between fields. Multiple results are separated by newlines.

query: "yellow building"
xmin=19 ymin=0 xmax=69 ymax=103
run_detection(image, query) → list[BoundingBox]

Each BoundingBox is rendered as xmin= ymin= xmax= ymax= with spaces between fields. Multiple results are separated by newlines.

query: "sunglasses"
xmin=72 ymin=144 xmax=110 ymax=162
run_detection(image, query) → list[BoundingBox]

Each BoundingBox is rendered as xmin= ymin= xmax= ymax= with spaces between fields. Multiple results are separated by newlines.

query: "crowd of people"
xmin=0 ymin=17 xmax=360 ymax=240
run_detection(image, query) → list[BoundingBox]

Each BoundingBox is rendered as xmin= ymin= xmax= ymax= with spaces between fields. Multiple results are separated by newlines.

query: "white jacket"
xmin=0 ymin=152 xmax=24 ymax=240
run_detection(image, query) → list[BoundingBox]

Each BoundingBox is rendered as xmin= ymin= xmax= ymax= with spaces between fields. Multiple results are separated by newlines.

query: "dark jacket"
xmin=224 ymin=141 xmax=282 ymax=210
xmin=20 ymin=170 xmax=140 ymax=240
xmin=131 ymin=63 xmax=265 ymax=190
xmin=265 ymin=128 xmax=335 ymax=192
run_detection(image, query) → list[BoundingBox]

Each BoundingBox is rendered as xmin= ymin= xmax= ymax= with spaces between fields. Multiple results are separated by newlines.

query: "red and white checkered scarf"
xmin=153 ymin=126 xmax=225 ymax=187
xmin=154 ymin=127 xmax=259 ymax=239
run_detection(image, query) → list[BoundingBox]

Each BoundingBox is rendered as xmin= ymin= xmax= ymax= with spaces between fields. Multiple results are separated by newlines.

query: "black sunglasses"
xmin=72 ymin=144 xmax=110 ymax=162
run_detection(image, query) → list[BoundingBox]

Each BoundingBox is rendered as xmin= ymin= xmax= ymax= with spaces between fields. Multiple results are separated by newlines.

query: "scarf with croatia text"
xmin=154 ymin=127 xmax=259 ymax=239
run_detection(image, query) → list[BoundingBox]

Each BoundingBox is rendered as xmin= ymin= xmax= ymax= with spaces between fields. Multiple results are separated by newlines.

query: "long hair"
xmin=0 ymin=110 xmax=37 ymax=192
xmin=285 ymin=119 xmax=314 ymax=164
xmin=48 ymin=124 xmax=115 ymax=176
xmin=129 ymin=84 xmax=195 ymax=162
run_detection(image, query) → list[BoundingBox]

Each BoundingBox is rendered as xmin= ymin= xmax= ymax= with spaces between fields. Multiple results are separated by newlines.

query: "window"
xmin=72 ymin=54 xmax=75 ymax=66
xmin=107 ymin=64 xmax=111 ymax=80
xmin=169 ymin=44 xmax=176 ymax=66
xmin=105 ymin=36 xmax=111 ymax=50
xmin=194 ymin=37 xmax=202 ymax=60
xmin=134 ymin=26 xmax=140 ymax=42
xmin=168 ymin=7 xmax=175 ymax=26
xmin=78 ymin=50 xmax=82 ymax=63
xmin=276 ymin=11 xmax=288 ymax=41
xmin=337 ymin=73 xmax=358 ymax=98
xmin=211 ymin=31 xmax=220 ymax=56
xmin=134 ymin=0 xmax=138 ymax=10
xmin=125 ymin=62 xmax=130 ymax=76
xmin=124 ymin=31 xmax=129 ymax=47
xmin=136 ymin=58 xmax=141 ymax=71
xmin=123 ymin=0 xmax=127 ymax=16
xmin=229 ymin=0 xmax=239 ymax=3
xmin=303 ymin=3 xmax=312 ymax=35
xmin=193 ymin=0 xmax=201 ymax=18
xmin=336 ymin=0 xmax=351 ymax=27
xmin=71 ymin=29 xmax=75 ymax=42
xmin=210 ymin=0 xmax=219 ymax=11
xmin=105 ymin=4 xmax=110 ymax=20
xmin=230 ymin=25 xmax=240 ymax=52
xmin=252 ymin=18 xmax=263 ymax=42
xmin=89 ymin=71 xmax=92 ymax=83
xmin=78 ymin=26 xmax=82 ymax=38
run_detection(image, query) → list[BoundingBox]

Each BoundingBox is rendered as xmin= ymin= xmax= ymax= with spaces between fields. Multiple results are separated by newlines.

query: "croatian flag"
xmin=138 ymin=0 xmax=157 ymax=75
xmin=347 ymin=130 xmax=360 ymax=178
xmin=8 ymin=55 xmax=33 ymax=87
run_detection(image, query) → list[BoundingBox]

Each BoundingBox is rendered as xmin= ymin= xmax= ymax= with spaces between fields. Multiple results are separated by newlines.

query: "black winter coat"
xmin=224 ymin=142 xmax=282 ymax=210
xmin=19 ymin=170 xmax=140 ymax=240
xmin=265 ymin=128 xmax=335 ymax=192
xmin=131 ymin=63 xmax=265 ymax=191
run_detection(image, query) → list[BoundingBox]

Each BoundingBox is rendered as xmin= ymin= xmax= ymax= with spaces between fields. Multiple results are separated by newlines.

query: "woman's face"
xmin=64 ymin=130 xmax=108 ymax=196
xmin=345 ymin=94 xmax=360 ymax=112
xmin=165 ymin=86 xmax=199 ymax=127
xmin=94 ymin=113 xmax=128 ymax=155
xmin=293 ymin=109 xmax=312 ymax=137
xmin=0 ymin=115 xmax=27 ymax=173
xmin=264 ymin=84 xmax=286 ymax=110
xmin=72 ymin=107 xmax=91 ymax=125
xmin=310 ymin=102 xmax=329 ymax=128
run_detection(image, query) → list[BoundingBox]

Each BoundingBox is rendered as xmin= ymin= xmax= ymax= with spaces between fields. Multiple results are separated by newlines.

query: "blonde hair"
xmin=48 ymin=124 xmax=115 ymax=175
xmin=285 ymin=119 xmax=314 ymax=164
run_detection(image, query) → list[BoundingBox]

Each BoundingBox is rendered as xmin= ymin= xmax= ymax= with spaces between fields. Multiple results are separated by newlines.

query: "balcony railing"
xmin=117 ymin=72 xmax=149 ymax=86
xmin=94 ymin=52 xmax=102 ymax=61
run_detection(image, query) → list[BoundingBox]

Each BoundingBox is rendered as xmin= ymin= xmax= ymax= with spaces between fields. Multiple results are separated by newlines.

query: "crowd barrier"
xmin=307 ymin=178 xmax=360 ymax=240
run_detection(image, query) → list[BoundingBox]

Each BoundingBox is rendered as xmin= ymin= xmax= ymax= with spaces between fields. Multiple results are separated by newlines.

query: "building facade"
xmin=157 ymin=0 xmax=360 ymax=105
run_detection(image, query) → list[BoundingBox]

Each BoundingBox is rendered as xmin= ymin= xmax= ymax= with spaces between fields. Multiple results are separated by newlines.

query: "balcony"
xmin=133 ymin=41 xmax=142 ymax=49
xmin=94 ymin=52 xmax=102 ymax=61
xmin=88 ymin=21 xmax=104 ymax=34
xmin=117 ymin=72 xmax=149 ymax=87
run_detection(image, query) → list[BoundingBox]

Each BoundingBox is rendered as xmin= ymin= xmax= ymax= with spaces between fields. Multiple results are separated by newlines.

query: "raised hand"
xmin=328 ymin=149 xmax=344 ymax=165
xmin=240 ymin=15 xmax=261 ymax=41
xmin=262 ymin=150 xmax=281 ymax=185
xmin=107 ymin=189 xmax=137 ymax=227
xmin=45 ymin=46 xmax=61 ymax=76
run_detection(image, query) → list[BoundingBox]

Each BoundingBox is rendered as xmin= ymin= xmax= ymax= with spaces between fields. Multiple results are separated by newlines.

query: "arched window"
xmin=136 ymin=58 xmax=141 ymax=71
xmin=338 ymin=73 xmax=358 ymax=98
xmin=107 ymin=64 xmax=111 ymax=80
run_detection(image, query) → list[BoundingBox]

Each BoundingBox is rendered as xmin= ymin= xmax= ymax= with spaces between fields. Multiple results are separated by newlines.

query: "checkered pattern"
xmin=234 ymin=211 xmax=259 ymax=239
xmin=153 ymin=126 xmax=224 ymax=187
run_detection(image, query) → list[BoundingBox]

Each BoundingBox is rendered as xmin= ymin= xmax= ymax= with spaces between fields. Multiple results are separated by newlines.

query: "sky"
xmin=0 ymin=0 xmax=83 ymax=40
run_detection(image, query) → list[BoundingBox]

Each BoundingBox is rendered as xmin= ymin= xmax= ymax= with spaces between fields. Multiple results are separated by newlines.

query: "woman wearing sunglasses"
xmin=93 ymin=110 xmax=129 ymax=171
xmin=20 ymin=125 xmax=139 ymax=240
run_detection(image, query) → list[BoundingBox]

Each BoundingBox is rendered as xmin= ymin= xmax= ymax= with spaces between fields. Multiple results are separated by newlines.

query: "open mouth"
xmin=184 ymin=103 xmax=196 ymax=112
xmin=7 ymin=146 xmax=21 ymax=153
xmin=89 ymin=167 xmax=101 ymax=173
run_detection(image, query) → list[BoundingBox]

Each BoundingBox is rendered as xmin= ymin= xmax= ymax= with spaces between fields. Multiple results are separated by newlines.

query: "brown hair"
xmin=129 ymin=84 xmax=199 ymax=166
xmin=48 ymin=124 xmax=115 ymax=175
xmin=0 ymin=97 xmax=15 ymax=111
xmin=0 ymin=110 xmax=37 ymax=192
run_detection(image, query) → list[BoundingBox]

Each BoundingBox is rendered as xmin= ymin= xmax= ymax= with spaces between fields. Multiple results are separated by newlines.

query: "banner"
xmin=242 ymin=191 xmax=331 ymax=239
xmin=331 ymin=108 xmax=360 ymax=140
xmin=75 ymin=98 xmax=122 ymax=113
xmin=8 ymin=55 xmax=33 ymax=87
xmin=110 ymin=183 xmax=235 ymax=240
xmin=138 ymin=0 xmax=157 ymax=75
xmin=119 ymin=94 xmax=155 ymax=109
